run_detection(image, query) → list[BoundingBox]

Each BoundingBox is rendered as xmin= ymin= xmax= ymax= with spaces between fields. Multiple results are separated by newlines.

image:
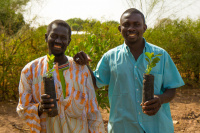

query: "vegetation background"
xmin=0 ymin=0 xmax=199 ymax=111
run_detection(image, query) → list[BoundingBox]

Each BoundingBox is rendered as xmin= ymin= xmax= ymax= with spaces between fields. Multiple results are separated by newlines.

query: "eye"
xmin=50 ymin=34 xmax=57 ymax=39
xmin=123 ymin=23 xmax=129 ymax=27
xmin=136 ymin=23 xmax=141 ymax=27
xmin=61 ymin=36 xmax=67 ymax=40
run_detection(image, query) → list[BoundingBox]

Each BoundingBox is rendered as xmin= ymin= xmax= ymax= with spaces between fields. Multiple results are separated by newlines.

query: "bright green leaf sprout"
xmin=145 ymin=52 xmax=162 ymax=74
xmin=45 ymin=54 xmax=55 ymax=78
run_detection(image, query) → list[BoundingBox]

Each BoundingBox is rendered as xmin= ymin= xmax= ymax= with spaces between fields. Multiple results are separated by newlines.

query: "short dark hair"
xmin=120 ymin=8 xmax=146 ymax=24
xmin=47 ymin=19 xmax=71 ymax=38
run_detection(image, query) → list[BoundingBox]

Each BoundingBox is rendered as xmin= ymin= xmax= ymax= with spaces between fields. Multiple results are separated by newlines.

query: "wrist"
xmin=155 ymin=95 xmax=163 ymax=105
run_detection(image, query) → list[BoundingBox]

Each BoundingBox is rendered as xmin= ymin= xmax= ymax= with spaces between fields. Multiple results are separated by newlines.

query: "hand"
xmin=38 ymin=94 xmax=57 ymax=116
xmin=141 ymin=95 xmax=162 ymax=116
xmin=73 ymin=51 xmax=92 ymax=65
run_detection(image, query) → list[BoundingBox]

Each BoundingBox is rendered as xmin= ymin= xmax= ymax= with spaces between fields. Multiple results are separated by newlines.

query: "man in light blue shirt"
xmin=75 ymin=8 xmax=184 ymax=133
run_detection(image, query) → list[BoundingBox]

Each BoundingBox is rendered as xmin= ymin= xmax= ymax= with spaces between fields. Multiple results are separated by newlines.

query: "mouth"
xmin=54 ymin=44 xmax=62 ymax=49
xmin=128 ymin=33 xmax=137 ymax=37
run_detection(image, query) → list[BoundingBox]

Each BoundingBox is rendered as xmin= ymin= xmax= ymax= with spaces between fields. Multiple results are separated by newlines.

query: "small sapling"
xmin=43 ymin=54 xmax=58 ymax=117
xmin=142 ymin=52 xmax=162 ymax=110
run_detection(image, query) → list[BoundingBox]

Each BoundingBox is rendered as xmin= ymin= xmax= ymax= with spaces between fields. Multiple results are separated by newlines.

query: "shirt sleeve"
xmin=86 ymin=71 xmax=105 ymax=133
xmin=162 ymin=51 xmax=185 ymax=90
xmin=16 ymin=68 xmax=41 ymax=133
xmin=94 ymin=53 xmax=110 ymax=88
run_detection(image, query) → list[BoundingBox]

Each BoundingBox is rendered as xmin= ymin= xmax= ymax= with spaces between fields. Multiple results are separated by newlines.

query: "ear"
xmin=118 ymin=25 xmax=121 ymax=33
xmin=143 ymin=24 xmax=147 ymax=33
xmin=45 ymin=34 xmax=48 ymax=42
xmin=67 ymin=38 xmax=71 ymax=46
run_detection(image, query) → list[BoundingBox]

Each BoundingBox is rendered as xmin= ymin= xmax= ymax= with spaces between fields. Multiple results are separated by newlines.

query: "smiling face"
xmin=45 ymin=23 xmax=71 ymax=57
xmin=118 ymin=12 xmax=147 ymax=47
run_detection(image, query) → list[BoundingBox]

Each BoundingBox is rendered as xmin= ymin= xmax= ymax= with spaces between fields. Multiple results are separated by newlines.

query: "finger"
xmin=87 ymin=55 xmax=92 ymax=62
xmin=143 ymin=109 xmax=155 ymax=116
xmin=42 ymin=103 xmax=55 ymax=109
xmin=79 ymin=52 xmax=87 ymax=63
xmin=74 ymin=52 xmax=86 ymax=65
xmin=80 ymin=51 xmax=88 ymax=60
xmin=73 ymin=53 xmax=83 ymax=63
xmin=143 ymin=106 xmax=159 ymax=116
xmin=42 ymin=108 xmax=52 ymax=112
xmin=144 ymin=98 xmax=158 ymax=106
xmin=74 ymin=54 xmax=81 ymax=63
xmin=41 ymin=98 xmax=54 ymax=104
xmin=41 ymin=94 xmax=50 ymax=99
xmin=73 ymin=54 xmax=77 ymax=62
xmin=142 ymin=104 xmax=155 ymax=111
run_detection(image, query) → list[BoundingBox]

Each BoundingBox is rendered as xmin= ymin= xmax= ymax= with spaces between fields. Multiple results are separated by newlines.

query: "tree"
xmin=125 ymin=0 xmax=197 ymax=27
xmin=0 ymin=0 xmax=34 ymax=100
xmin=0 ymin=0 xmax=29 ymax=35
xmin=66 ymin=18 xmax=85 ymax=31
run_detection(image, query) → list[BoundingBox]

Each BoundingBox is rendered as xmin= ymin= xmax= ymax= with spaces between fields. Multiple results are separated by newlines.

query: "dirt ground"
xmin=0 ymin=87 xmax=199 ymax=133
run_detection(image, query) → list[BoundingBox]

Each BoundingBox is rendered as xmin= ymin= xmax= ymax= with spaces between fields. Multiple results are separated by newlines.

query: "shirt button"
xmin=138 ymin=101 xmax=140 ymax=103
xmin=135 ymin=77 xmax=137 ymax=80
xmin=135 ymin=66 xmax=137 ymax=68
xmin=136 ymin=89 xmax=139 ymax=91
xmin=139 ymin=112 xmax=141 ymax=115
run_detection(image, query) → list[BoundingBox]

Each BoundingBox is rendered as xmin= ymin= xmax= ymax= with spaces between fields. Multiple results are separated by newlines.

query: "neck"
xmin=54 ymin=54 xmax=68 ymax=66
xmin=127 ymin=38 xmax=145 ymax=52
xmin=126 ymin=39 xmax=145 ymax=61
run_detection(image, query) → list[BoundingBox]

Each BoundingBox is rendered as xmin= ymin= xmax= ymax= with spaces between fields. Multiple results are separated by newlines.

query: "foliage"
xmin=1 ymin=14 xmax=200 ymax=108
xmin=45 ymin=54 xmax=55 ymax=78
xmin=65 ymin=19 xmax=121 ymax=110
xmin=144 ymin=18 xmax=200 ymax=84
xmin=145 ymin=52 xmax=162 ymax=74
xmin=66 ymin=18 xmax=85 ymax=31
xmin=0 ymin=0 xmax=29 ymax=35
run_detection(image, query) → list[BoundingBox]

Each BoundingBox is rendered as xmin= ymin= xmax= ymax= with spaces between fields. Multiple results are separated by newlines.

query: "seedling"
xmin=43 ymin=54 xmax=58 ymax=117
xmin=45 ymin=54 xmax=55 ymax=78
xmin=142 ymin=52 xmax=163 ymax=107
xmin=145 ymin=52 xmax=162 ymax=74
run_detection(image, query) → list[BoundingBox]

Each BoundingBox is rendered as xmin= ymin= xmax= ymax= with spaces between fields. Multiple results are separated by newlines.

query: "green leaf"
xmin=152 ymin=57 xmax=160 ymax=64
xmin=47 ymin=54 xmax=51 ymax=59
xmin=145 ymin=52 xmax=152 ymax=60
xmin=155 ymin=53 xmax=163 ymax=56
xmin=145 ymin=52 xmax=162 ymax=74
xmin=151 ymin=52 xmax=155 ymax=58
xmin=50 ymin=55 xmax=55 ymax=60
xmin=145 ymin=58 xmax=150 ymax=63
xmin=45 ymin=54 xmax=55 ymax=78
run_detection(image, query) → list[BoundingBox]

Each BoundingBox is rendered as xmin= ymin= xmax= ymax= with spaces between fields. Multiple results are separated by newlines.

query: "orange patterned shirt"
xmin=17 ymin=55 xmax=105 ymax=133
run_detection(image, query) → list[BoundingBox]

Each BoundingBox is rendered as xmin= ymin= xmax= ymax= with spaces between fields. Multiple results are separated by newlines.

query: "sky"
xmin=23 ymin=0 xmax=200 ymax=28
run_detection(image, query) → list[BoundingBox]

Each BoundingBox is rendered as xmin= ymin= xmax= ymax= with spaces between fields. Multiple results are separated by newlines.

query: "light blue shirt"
xmin=94 ymin=39 xmax=185 ymax=133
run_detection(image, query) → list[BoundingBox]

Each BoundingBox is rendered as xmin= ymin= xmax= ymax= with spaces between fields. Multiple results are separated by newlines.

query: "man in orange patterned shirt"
xmin=17 ymin=20 xmax=105 ymax=133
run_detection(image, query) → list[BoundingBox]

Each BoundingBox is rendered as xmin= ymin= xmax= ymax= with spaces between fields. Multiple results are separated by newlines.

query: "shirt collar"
xmin=123 ymin=38 xmax=148 ymax=54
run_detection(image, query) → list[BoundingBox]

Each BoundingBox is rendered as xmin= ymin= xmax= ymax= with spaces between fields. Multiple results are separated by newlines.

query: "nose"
xmin=128 ymin=24 xmax=136 ymax=31
xmin=128 ymin=26 xmax=135 ymax=31
xmin=55 ymin=36 xmax=62 ymax=43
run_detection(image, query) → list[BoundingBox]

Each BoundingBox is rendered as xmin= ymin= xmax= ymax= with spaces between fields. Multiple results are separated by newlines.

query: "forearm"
xmin=156 ymin=88 xmax=176 ymax=104
xmin=86 ymin=65 xmax=98 ymax=90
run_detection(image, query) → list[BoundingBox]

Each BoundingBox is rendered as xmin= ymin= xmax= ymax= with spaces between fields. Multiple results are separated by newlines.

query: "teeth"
xmin=54 ymin=45 xmax=61 ymax=48
xmin=129 ymin=34 xmax=136 ymax=37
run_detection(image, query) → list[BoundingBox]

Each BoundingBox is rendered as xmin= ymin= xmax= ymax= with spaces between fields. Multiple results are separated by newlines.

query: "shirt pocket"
xmin=152 ymin=73 xmax=163 ymax=95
